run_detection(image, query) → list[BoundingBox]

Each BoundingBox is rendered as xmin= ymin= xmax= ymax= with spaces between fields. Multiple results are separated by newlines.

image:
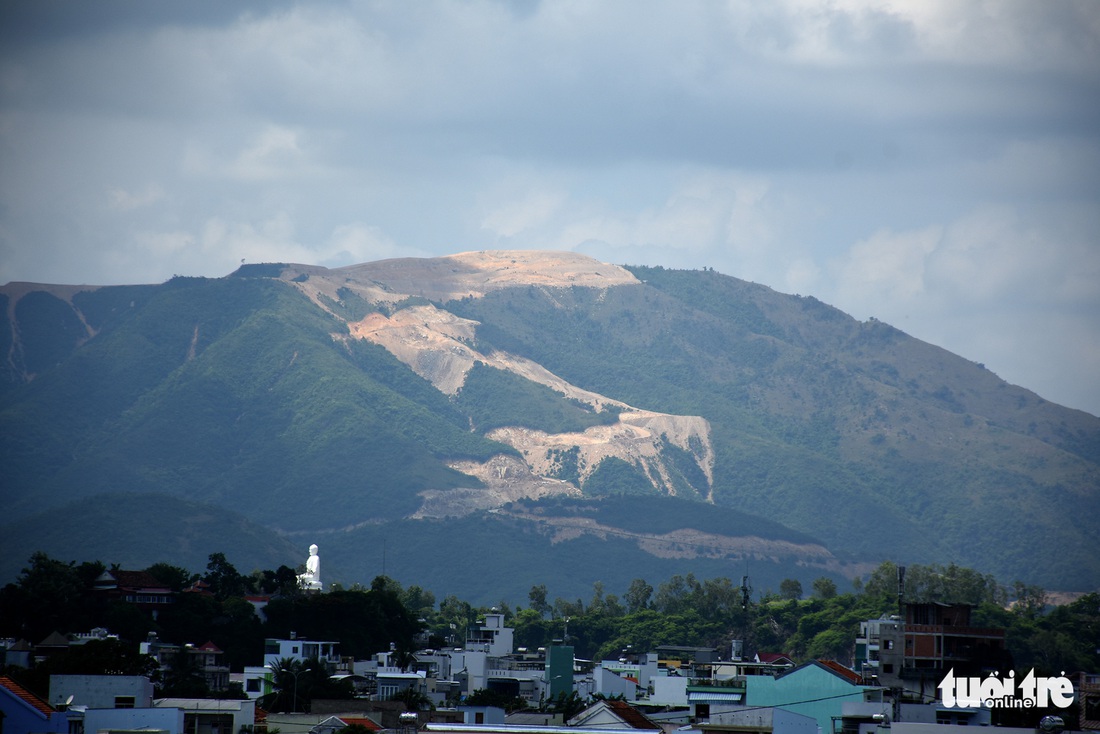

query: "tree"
xmin=588 ymin=582 xmax=623 ymax=617
xmin=654 ymin=574 xmax=702 ymax=615
xmin=159 ymin=647 xmax=210 ymax=698
xmin=779 ymin=578 xmax=803 ymax=601
xmin=1011 ymin=581 xmax=1048 ymax=620
xmin=805 ymin=628 xmax=850 ymax=661
xmin=402 ymin=585 xmax=437 ymax=618
xmin=0 ymin=552 xmax=95 ymax=640
xmin=265 ymin=657 xmax=347 ymax=713
xmin=465 ymin=687 xmax=528 ymax=713
xmin=545 ymin=690 xmax=586 ymax=720
xmin=529 ymin=584 xmax=552 ymax=617
xmin=390 ymin=686 xmax=432 ymax=711
xmin=257 ymin=566 xmax=299 ymax=596
xmin=203 ymin=553 xmax=245 ymax=600
xmin=812 ymin=577 xmax=838 ymax=599
xmin=624 ymin=579 xmax=653 ymax=613
xmin=145 ymin=563 xmax=196 ymax=592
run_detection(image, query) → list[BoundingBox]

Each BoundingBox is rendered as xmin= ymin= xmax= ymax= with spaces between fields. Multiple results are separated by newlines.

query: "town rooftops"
xmin=95 ymin=570 xmax=171 ymax=591
xmin=423 ymin=725 xmax=645 ymax=734
xmin=0 ymin=675 xmax=56 ymax=717
xmin=775 ymin=659 xmax=863 ymax=685
xmin=335 ymin=716 xmax=382 ymax=731
xmin=604 ymin=700 xmax=663 ymax=730
xmin=815 ymin=659 xmax=863 ymax=684
xmin=37 ymin=632 xmax=70 ymax=649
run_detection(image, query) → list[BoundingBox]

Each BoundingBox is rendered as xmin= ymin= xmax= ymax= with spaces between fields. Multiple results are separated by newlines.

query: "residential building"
xmin=49 ymin=674 xmax=155 ymax=710
xmin=191 ymin=642 xmax=231 ymax=692
xmin=422 ymin=724 xmax=642 ymax=734
xmin=742 ymin=660 xmax=881 ymax=734
xmin=834 ymin=698 xmax=989 ymax=734
xmin=153 ymin=697 xmax=255 ymax=734
xmin=696 ymin=706 xmax=819 ymax=734
xmin=873 ymin=603 xmax=1009 ymax=701
xmin=92 ymin=570 xmax=175 ymax=618
xmin=241 ymin=635 xmax=345 ymax=702
xmin=263 ymin=636 xmax=343 ymax=670
xmin=0 ymin=639 xmax=32 ymax=669
xmin=568 ymin=699 xmax=662 ymax=731
xmin=1080 ymin=672 xmax=1100 ymax=730
xmin=0 ymin=675 xmax=69 ymax=734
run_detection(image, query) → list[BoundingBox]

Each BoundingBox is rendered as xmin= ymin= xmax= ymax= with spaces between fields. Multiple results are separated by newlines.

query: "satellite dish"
xmin=65 ymin=695 xmax=74 ymax=706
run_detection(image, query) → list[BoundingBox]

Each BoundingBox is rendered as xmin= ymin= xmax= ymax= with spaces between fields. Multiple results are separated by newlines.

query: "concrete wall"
xmin=83 ymin=706 xmax=183 ymax=734
xmin=0 ymin=685 xmax=68 ymax=734
xmin=50 ymin=676 xmax=154 ymax=710
xmin=746 ymin=664 xmax=867 ymax=734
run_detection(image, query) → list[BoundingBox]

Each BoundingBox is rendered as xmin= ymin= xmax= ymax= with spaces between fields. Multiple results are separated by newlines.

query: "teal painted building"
xmin=745 ymin=661 xmax=881 ymax=734
xmin=546 ymin=645 xmax=574 ymax=701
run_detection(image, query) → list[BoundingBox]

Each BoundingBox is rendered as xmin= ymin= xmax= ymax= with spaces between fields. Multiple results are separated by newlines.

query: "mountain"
xmin=1 ymin=251 xmax=1097 ymax=601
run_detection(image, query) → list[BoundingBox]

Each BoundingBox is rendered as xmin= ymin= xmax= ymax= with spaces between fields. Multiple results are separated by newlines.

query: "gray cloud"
xmin=1 ymin=0 xmax=1098 ymax=415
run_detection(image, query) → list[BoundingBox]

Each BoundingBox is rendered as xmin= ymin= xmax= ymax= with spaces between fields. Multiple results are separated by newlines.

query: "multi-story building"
xmin=863 ymin=603 xmax=1008 ymax=702
xmin=240 ymin=635 xmax=345 ymax=702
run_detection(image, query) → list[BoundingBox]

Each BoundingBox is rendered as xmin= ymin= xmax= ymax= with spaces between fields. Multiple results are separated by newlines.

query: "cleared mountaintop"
xmin=1 ymin=251 xmax=1097 ymax=598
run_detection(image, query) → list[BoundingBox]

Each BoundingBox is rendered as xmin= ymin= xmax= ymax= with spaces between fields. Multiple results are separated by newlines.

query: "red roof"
xmin=606 ymin=700 xmax=662 ymax=730
xmin=0 ymin=676 xmax=55 ymax=717
xmin=338 ymin=717 xmax=382 ymax=731
xmin=756 ymin=652 xmax=794 ymax=664
xmin=106 ymin=570 xmax=172 ymax=590
xmin=196 ymin=641 xmax=222 ymax=653
xmin=816 ymin=659 xmax=863 ymax=684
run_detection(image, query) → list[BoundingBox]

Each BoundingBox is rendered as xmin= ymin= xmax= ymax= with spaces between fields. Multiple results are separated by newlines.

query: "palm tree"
xmin=264 ymin=656 xmax=348 ymax=713
xmin=265 ymin=657 xmax=307 ymax=713
xmin=160 ymin=647 xmax=210 ymax=698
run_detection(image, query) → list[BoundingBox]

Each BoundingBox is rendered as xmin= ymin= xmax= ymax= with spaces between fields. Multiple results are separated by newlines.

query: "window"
xmin=247 ymin=679 xmax=261 ymax=692
xmin=114 ymin=696 xmax=135 ymax=709
xmin=882 ymin=664 xmax=893 ymax=674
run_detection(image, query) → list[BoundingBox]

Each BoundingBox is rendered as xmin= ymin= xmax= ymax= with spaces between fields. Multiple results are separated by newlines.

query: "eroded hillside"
xmin=288 ymin=251 xmax=716 ymax=513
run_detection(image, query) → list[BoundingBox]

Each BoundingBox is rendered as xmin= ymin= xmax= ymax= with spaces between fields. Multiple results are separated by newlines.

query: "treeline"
xmin=0 ymin=552 xmax=422 ymax=701
xmin=2 ymin=552 xmax=1097 ymax=706
xmin=484 ymin=563 xmax=1097 ymax=676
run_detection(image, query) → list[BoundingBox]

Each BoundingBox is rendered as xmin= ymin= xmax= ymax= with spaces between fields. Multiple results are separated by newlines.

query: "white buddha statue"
xmin=297 ymin=544 xmax=322 ymax=591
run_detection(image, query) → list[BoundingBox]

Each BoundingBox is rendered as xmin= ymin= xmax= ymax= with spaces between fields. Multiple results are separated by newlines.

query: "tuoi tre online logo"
xmin=938 ymin=669 xmax=1074 ymax=709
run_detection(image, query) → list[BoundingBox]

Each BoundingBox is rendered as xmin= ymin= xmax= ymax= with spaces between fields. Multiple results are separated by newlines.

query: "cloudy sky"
xmin=1 ymin=1 xmax=1098 ymax=416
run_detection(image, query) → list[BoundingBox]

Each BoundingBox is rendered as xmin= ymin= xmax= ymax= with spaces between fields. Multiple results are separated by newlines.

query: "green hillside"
xmin=1 ymin=256 xmax=1097 ymax=593
xmin=0 ymin=493 xmax=303 ymax=584
xmin=442 ymin=268 xmax=1100 ymax=587
xmin=0 ymin=277 xmax=504 ymax=528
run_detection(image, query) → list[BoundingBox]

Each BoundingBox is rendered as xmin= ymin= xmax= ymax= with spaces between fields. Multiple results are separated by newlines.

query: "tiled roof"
xmin=606 ymin=699 xmax=662 ymax=730
xmin=756 ymin=652 xmax=794 ymax=664
xmin=815 ymin=659 xmax=863 ymax=684
xmin=37 ymin=631 xmax=70 ymax=648
xmin=196 ymin=641 xmax=223 ymax=653
xmin=0 ymin=675 xmax=55 ymax=717
xmin=109 ymin=570 xmax=172 ymax=590
xmin=338 ymin=717 xmax=382 ymax=731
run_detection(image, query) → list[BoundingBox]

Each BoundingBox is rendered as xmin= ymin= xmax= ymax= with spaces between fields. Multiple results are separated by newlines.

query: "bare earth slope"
xmin=284 ymin=250 xmax=716 ymax=512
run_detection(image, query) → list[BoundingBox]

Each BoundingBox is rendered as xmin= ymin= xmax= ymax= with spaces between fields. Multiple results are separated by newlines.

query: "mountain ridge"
xmin=2 ymin=251 xmax=1097 ymax=595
